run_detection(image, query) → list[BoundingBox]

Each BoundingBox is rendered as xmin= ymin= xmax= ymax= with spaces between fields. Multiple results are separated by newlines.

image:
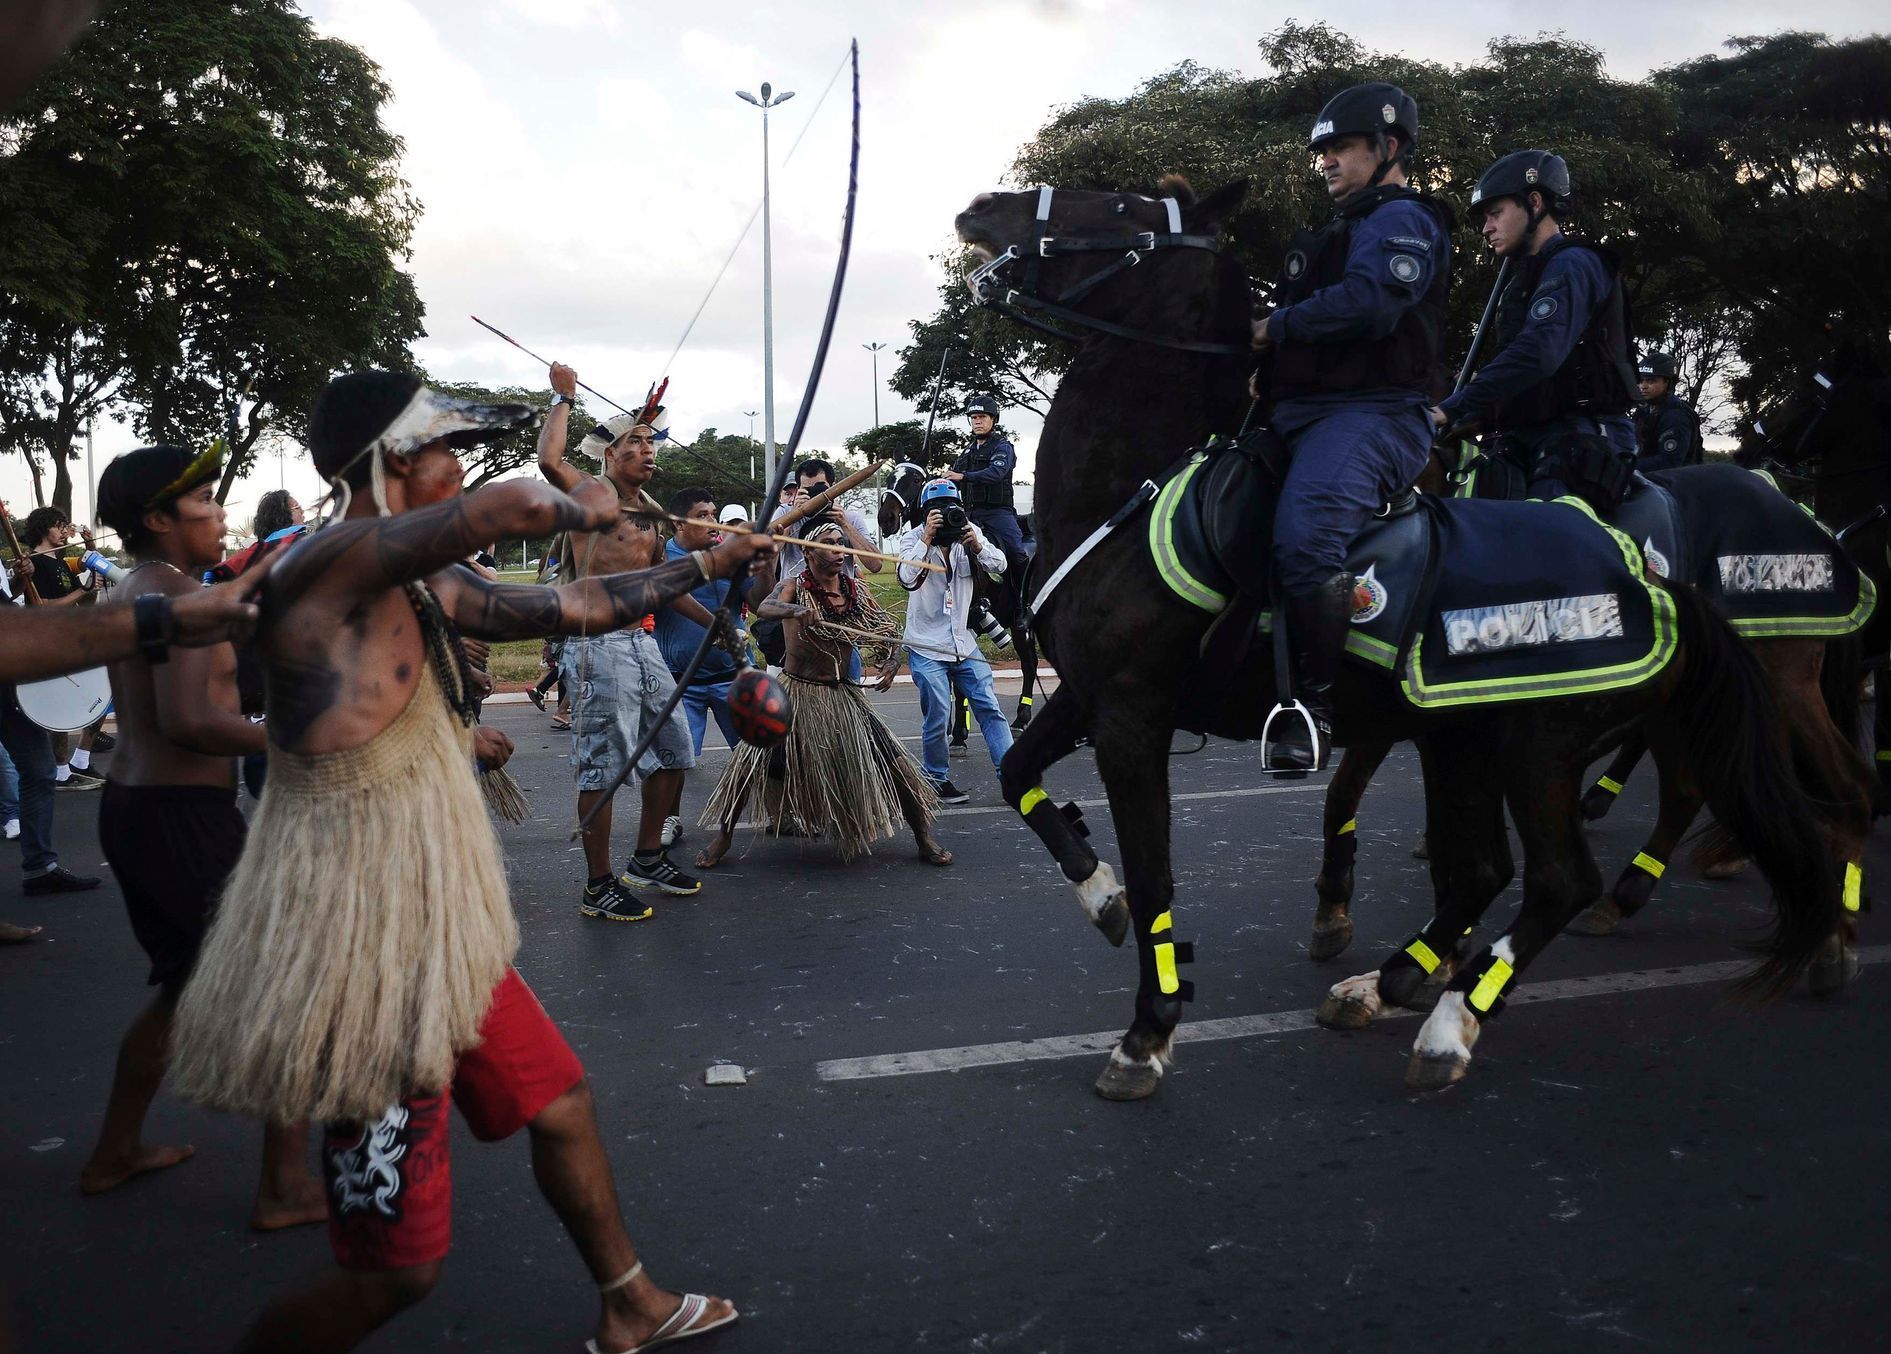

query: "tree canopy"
xmin=894 ymin=25 xmax=1891 ymax=437
xmin=0 ymin=0 xmax=423 ymax=512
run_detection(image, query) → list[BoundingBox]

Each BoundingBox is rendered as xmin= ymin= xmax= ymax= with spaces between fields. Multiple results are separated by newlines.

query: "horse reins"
xmin=967 ymin=187 xmax=1249 ymax=357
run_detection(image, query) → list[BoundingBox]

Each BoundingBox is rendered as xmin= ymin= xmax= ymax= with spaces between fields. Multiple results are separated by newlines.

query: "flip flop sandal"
xmin=0 ymin=923 xmax=43 ymax=945
xmin=550 ymin=717 xmax=572 ymax=731
xmin=584 ymin=1292 xmax=737 ymax=1354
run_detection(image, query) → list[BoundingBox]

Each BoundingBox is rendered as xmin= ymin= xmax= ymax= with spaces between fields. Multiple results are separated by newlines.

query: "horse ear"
xmin=1181 ymin=178 xmax=1248 ymax=233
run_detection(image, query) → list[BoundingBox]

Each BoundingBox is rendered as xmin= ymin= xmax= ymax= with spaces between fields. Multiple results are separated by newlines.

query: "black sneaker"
xmin=622 ymin=852 xmax=701 ymax=896
xmin=578 ymin=876 xmax=654 ymax=923
xmin=935 ymin=779 xmax=970 ymax=806
xmin=24 ymin=866 xmax=101 ymax=895
xmin=91 ymin=731 xmax=117 ymax=752
xmin=55 ymin=770 xmax=105 ymax=792
xmin=527 ymin=687 xmax=548 ymax=712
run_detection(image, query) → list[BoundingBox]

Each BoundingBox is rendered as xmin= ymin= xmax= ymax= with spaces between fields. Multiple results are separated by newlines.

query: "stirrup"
xmin=1260 ymin=699 xmax=1323 ymax=779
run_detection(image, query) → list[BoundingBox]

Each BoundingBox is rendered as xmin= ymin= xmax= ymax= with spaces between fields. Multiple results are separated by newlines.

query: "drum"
xmin=16 ymin=666 xmax=111 ymax=732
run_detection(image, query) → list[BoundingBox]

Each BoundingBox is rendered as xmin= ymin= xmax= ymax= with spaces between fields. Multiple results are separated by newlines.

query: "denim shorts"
xmin=561 ymin=629 xmax=695 ymax=791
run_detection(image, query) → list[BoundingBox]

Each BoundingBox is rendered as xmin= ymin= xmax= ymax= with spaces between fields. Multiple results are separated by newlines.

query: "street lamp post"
xmin=862 ymin=342 xmax=885 ymax=428
xmin=735 ymin=82 xmax=795 ymax=492
xmin=743 ymin=409 xmax=761 ymax=518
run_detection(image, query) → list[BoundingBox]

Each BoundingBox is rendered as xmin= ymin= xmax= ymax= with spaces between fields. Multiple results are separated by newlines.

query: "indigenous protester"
xmin=699 ymin=520 xmax=949 ymax=867
xmin=167 ymin=369 xmax=763 ymax=1354
xmin=1249 ymin=81 xmax=1450 ymax=772
xmin=20 ymin=507 xmax=108 ymax=789
xmin=1434 ymin=150 xmax=1640 ymax=496
xmin=766 ymin=457 xmax=882 ymax=582
xmin=652 ymin=487 xmax=744 ymax=849
xmin=82 ymin=443 xmax=326 ymax=1227
xmin=1634 ymin=350 xmax=1703 ymax=470
xmin=539 ymin=363 xmax=712 ymax=914
xmin=895 ymin=478 xmax=1013 ymax=804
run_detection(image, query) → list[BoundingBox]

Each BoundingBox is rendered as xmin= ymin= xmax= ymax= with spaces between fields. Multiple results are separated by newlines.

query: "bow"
xmin=573 ymin=38 xmax=862 ymax=836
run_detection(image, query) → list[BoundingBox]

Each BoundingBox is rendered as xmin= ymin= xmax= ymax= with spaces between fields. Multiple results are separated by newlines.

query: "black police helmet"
xmin=1307 ymin=82 xmax=1418 ymax=155
xmin=966 ymin=395 xmax=1000 ymax=418
xmin=1637 ymin=351 xmax=1676 ymax=381
xmin=1469 ymin=150 xmax=1572 ymax=221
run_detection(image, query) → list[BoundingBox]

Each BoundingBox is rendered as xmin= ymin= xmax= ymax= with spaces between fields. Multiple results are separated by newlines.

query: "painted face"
xmin=403 ymin=441 xmax=467 ymax=507
xmin=968 ymin=411 xmax=995 ymax=435
xmin=163 ymin=482 xmax=228 ymax=569
xmin=608 ymin=426 xmax=658 ymax=483
xmin=677 ymin=501 xmax=719 ymax=550
xmin=807 ymin=530 xmax=846 ymax=571
xmin=1478 ymin=196 xmax=1534 ymax=257
xmin=1314 ymin=133 xmax=1390 ymax=201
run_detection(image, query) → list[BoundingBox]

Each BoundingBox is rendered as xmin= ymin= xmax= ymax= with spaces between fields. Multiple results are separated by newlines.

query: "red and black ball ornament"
xmin=729 ymin=668 xmax=793 ymax=749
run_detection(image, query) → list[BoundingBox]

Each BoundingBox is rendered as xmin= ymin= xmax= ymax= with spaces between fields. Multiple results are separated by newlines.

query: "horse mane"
xmin=1156 ymin=174 xmax=1195 ymax=205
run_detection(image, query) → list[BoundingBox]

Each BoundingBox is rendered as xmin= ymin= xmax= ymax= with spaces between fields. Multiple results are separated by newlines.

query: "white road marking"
xmin=813 ymin=946 xmax=1888 ymax=1082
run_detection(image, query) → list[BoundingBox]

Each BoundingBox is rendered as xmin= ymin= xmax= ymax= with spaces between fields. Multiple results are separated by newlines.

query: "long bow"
xmin=574 ymin=39 xmax=862 ymax=836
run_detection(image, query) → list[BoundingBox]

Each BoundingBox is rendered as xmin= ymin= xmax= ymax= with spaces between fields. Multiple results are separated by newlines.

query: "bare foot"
xmin=251 ymin=1175 xmax=329 ymax=1231
xmin=0 ymin=921 xmax=43 ymax=944
xmin=80 ymin=1142 xmax=196 ymax=1195
xmin=596 ymin=1290 xmax=737 ymax=1354
xmin=917 ymin=837 xmax=952 ymax=866
xmin=695 ymin=835 xmax=733 ymax=870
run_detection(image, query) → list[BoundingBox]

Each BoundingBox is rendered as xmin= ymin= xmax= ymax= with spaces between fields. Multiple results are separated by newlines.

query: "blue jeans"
xmin=907 ymin=650 xmax=1013 ymax=784
xmin=0 ymin=699 xmax=58 ymax=873
xmin=0 ymin=738 xmax=17 ymax=823
xmin=681 ymin=678 xmax=739 ymax=755
xmin=1272 ymin=403 xmax=1435 ymax=594
xmin=970 ymin=507 xmax=1028 ymax=580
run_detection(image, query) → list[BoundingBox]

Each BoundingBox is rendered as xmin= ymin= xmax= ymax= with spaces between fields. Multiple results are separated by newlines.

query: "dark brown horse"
xmin=960 ymin=177 xmax=1844 ymax=1100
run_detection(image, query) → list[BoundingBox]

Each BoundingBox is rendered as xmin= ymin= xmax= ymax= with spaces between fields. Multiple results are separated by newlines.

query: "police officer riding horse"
xmin=1251 ymin=81 xmax=1452 ymax=773
xmin=1635 ymin=350 xmax=1703 ymax=471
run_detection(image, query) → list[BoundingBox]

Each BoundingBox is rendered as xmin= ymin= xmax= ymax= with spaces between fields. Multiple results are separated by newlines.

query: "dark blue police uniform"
xmin=953 ymin=434 xmax=1028 ymax=575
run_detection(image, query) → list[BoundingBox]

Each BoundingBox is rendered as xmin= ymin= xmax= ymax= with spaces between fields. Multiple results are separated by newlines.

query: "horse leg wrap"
xmin=1383 ymin=930 xmax=1443 ymax=980
xmin=1455 ymin=949 xmax=1515 ymax=1022
xmin=1320 ymin=818 xmax=1359 ymax=882
xmin=1594 ymin=775 xmax=1624 ymax=798
xmin=1844 ymin=861 xmax=1867 ymax=914
xmin=1017 ymin=785 xmax=1097 ymax=882
xmin=1148 ymin=909 xmax=1196 ymax=1004
xmin=1613 ymin=851 xmax=1665 ymax=915
xmin=1061 ymin=800 xmax=1091 ymax=839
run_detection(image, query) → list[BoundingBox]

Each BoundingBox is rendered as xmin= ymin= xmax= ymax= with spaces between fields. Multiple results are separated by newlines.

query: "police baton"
xmin=1453 ymin=257 xmax=1511 ymax=395
xmin=917 ymin=347 xmax=951 ymax=465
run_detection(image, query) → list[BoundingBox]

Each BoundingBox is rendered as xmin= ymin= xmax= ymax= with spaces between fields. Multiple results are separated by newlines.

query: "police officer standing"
xmin=1433 ymin=151 xmax=1639 ymax=500
xmin=1634 ymin=350 xmax=1702 ymax=471
xmin=1251 ymin=81 xmax=1452 ymax=772
xmin=945 ymin=395 xmax=1027 ymax=581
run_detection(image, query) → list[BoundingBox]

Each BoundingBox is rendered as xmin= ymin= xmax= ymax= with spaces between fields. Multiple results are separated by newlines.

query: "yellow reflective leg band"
xmin=1631 ymin=852 xmax=1667 ymax=879
xmin=1155 ymin=942 xmax=1179 ymax=994
xmin=1596 ymin=776 xmax=1624 ymax=795
xmin=1404 ymin=937 xmax=1441 ymax=974
xmin=1468 ymin=957 xmax=1514 ymax=1014
xmin=1844 ymin=861 xmax=1863 ymax=913
xmin=1020 ymin=695 xmax=1033 ymax=706
xmin=1018 ymin=786 xmax=1048 ymax=817
xmin=1338 ymin=818 xmax=1357 ymax=835
xmin=1877 ymin=751 xmax=1891 ymax=763
xmin=1150 ymin=909 xmax=1173 ymax=936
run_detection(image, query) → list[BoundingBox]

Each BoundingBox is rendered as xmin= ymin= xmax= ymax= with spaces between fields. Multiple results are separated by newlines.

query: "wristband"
xmin=691 ymin=550 xmax=714 ymax=583
xmin=133 ymin=593 xmax=172 ymax=665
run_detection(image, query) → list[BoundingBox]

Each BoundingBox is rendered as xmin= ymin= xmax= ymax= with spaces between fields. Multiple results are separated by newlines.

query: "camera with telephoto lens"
xmin=937 ymin=501 xmax=970 ymax=540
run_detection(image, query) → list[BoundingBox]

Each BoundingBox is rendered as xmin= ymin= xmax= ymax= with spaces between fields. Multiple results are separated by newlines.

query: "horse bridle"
xmin=966 ymin=187 xmax=1249 ymax=356
xmin=881 ymin=460 xmax=927 ymax=517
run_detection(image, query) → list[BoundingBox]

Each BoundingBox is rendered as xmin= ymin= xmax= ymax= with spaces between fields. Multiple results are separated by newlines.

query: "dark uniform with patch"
xmin=1634 ymin=351 xmax=1702 ymax=471
xmin=1259 ymin=81 xmax=1451 ymax=771
xmin=1442 ymin=151 xmax=1639 ymax=504
xmin=952 ymin=394 xmax=1028 ymax=579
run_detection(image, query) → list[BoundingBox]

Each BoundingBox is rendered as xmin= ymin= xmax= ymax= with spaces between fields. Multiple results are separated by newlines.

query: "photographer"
xmin=895 ymin=479 xmax=1013 ymax=804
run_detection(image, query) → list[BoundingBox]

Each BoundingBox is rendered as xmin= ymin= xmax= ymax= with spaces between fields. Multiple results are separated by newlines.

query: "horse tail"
xmin=1661 ymin=581 xmax=1840 ymax=1000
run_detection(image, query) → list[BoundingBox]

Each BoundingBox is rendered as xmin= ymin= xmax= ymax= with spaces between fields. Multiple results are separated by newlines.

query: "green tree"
xmin=0 ymin=0 xmax=425 ymax=513
xmin=844 ymin=418 xmax=963 ymax=473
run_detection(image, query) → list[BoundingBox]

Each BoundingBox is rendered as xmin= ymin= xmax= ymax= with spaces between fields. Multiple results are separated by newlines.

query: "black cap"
xmin=966 ymin=394 xmax=1000 ymax=417
xmin=1308 ymin=82 xmax=1418 ymax=153
xmin=1470 ymin=150 xmax=1572 ymax=220
xmin=97 ymin=445 xmax=221 ymax=541
xmin=1638 ymin=351 xmax=1676 ymax=380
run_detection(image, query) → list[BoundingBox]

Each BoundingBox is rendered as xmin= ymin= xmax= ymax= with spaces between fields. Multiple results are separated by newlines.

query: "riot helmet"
xmin=965 ymin=394 xmax=1000 ymax=419
xmin=1637 ymin=351 xmax=1676 ymax=381
xmin=1469 ymin=150 xmax=1572 ymax=227
xmin=1307 ymin=82 xmax=1418 ymax=155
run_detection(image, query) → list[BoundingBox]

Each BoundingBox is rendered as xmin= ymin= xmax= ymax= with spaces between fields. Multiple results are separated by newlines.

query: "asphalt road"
xmin=3 ymin=676 xmax=1886 ymax=1353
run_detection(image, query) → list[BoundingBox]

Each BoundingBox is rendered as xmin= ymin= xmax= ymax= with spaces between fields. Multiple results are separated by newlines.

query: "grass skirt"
xmin=701 ymin=675 xmax=937 ymax=860
xmin=170 ymin=667 xmax=518 ymax=1124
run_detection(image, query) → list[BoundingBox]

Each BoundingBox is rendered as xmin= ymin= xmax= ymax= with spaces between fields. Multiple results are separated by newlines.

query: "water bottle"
xmin=80 ymin=550 xmax=131 ymax=585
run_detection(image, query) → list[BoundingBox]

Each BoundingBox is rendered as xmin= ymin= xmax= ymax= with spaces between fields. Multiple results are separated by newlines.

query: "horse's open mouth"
xmin=960 ymin=238 xmax=998 ymax=262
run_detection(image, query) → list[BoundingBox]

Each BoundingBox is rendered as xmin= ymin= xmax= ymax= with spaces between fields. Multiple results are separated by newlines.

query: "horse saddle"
xmin=1147 ymin=441 xmax=1681 ymax=710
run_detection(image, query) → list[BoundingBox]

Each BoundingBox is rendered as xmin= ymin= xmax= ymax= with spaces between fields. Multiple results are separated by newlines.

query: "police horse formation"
xmin=946 ymin=176 xmax=1880 ymax=1102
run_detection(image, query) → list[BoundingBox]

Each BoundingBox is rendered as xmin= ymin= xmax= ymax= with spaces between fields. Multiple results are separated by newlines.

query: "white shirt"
xmin=896 ymin=522 xmax=1006 ymax=663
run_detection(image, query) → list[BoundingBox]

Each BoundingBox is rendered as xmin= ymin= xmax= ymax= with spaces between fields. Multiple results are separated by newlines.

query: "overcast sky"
xmin=13 ymin=0 xmax=1887 ymax=533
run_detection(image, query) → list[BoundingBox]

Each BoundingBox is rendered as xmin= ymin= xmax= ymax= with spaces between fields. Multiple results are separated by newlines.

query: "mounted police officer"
xmin=1634 ymin=350 xmax=1702 ymax=470
xmin=1434 ymin=151 xmax=1639 ymax=503
xmin=946 ymin=394 xmax=1028 ymax=580
xmin=1251 ymin=80 xmax=1452 ymax=772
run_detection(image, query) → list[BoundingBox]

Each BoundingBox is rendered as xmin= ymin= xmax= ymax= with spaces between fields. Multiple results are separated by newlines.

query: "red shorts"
xmin=321 ymin=969 xmax=584 ymax=1271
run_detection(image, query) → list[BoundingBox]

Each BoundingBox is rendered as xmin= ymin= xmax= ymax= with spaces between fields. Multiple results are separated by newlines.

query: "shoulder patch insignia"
xmin=1529 ymin=296 xmax=1559 ymax=321
xmin=1388 ymin=254 xmax=1421 ymax=283
xmin=1660 ymin=434 xmax=1678 ymax=454
xmin=1642 ymin=537 xmax=1670 ymax=578
xmin=1284 ymin=250 xmax=1307 ymax=280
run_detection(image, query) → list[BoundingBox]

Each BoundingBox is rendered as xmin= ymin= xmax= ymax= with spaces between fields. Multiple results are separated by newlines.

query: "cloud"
xmin=491 ymin=0 xmax=623 ymax=30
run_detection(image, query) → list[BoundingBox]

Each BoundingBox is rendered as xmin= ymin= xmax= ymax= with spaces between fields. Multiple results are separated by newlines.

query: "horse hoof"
xmin=1308 ymin=915 xmax=1354 ymax=962
xmin=1566 ymin=899 xmax=1622 ymax=937
xmin=1012 ymin=705 xmax=1034 ymax=731
xmin=1579 ymin=787 xmax=1616 ymax=822
xmin=1317 ymin=991 xmax=1376 ymax=1030
xmin=1094 ymin=1057 xmax=1163 ymax=1101
xmin=1405 ymin=1052 xmax=1469 ymax=1090
xmin=1095 ymin=894 xmax=1130 ymax=948
xmin=1702 ymin=857 xmax=1751 ymax=881
xmin=1808 ymin=945 xmax=1860 ymax=997
xmin=1410 ymin=834 xmax=1429 ymax=861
